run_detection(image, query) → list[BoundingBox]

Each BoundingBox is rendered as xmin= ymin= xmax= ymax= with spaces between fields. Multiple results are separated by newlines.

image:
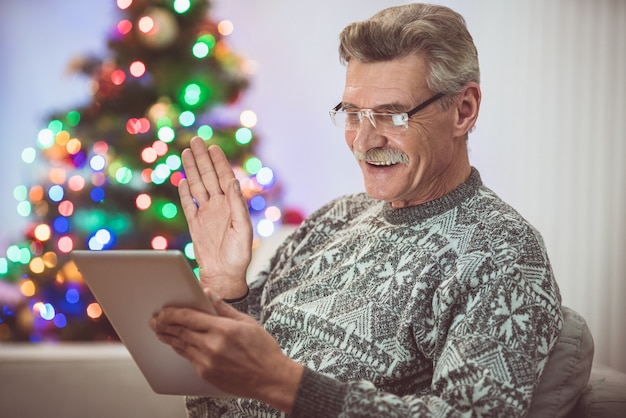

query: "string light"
xmin=173 ymin=0 xmax=191 ymax=14
xmin=116 ymin=0 xmax=133 ymax=10
xmin=129 ymin=61 xmax=146 ymax=78
xmin=235 ymin=127 xmax=253 ymax=145
xmin=217 ymin=20 xmax=234 ymax=36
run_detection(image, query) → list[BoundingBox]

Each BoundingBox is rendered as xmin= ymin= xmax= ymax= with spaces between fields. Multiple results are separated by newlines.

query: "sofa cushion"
xmin=527 ymin=306 xmax=594 ymax=418
xmin=568 ymin=364 xmax=626 ymax=418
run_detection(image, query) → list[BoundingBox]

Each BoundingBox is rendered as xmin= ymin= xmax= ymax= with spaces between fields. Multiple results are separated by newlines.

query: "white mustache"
xmin=353 ymin=149 xmax=409 ymax=166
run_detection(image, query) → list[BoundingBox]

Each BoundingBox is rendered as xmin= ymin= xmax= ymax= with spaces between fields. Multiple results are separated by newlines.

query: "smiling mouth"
xmin=366 ymin=160 xmax=399 ymax=166
xmin=355 ymin=149 xmax=409 ymax=167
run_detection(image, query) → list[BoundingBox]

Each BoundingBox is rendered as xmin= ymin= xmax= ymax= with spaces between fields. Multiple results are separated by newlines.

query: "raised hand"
xmin=178 ymin=136 xmax=252 ymax=300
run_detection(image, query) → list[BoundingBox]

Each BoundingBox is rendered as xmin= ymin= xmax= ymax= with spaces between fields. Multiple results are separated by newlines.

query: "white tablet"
xmin=72 ymin=249 xmax=231 ymax=397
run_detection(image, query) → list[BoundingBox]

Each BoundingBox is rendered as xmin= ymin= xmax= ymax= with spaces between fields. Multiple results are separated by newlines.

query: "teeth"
xmin=368 ymin=161 xmax=396 ymax=166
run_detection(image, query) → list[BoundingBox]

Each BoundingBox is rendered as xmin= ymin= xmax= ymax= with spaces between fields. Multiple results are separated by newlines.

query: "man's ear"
xmin=453 ymin=82 xmax=481 ymax=137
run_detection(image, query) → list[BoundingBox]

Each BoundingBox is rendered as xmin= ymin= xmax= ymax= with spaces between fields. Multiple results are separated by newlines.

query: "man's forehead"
xmin=344 ymin=56 xmax=428 ymax=96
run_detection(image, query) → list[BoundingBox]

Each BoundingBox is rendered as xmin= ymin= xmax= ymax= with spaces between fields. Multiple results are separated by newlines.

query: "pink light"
xmin=111 ymin=69 xmax=126 ymax=86
xmin=126 ymin=118 xmax=150 ymax=134
xmin=136 ymin=193 xmax=152 ymax=210
xmin=138 ymin=16 xmax=155 ymax=34
xmin=152 ymin=140 xmax=168 ymax=156
xmin=170 ymin=171 xmax=184 ymax=186
xmin=67 ymin=175 xmax=85 ymax=192
xmin=141 ymin=168 xmax=152 ymax=183
xmin=116 ymin=0 xmax=132 ymax=10
xmin=129 ymin=61 xmax=146 ymax=78
xmin=93 ymin=141 xmax=109 ymax=155
xmin=91 ymin=172 xmax=106 ymax=187
xmin=151 ymin=236 xmax=168 ymax=250
xmin=117 ymin=19 xmax=133 ymax=35
xmin=141 ymin=147 xmax=158 ymax=163
xmin=58 ymin=236 xmax=74 ymax=253
xmin=58 ymin=200 xmax=74 ymax=217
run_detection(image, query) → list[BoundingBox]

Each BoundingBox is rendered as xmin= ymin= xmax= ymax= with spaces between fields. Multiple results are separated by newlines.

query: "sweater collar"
xmin=381 ymin=167 xmax=482 ymax=224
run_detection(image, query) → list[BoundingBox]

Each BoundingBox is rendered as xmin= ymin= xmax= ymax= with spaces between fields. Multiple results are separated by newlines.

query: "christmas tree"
xmin=0 ymin=0 xmax=287 ymax=342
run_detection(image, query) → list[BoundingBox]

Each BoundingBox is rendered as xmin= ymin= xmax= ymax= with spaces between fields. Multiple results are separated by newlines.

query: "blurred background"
xmin=0 ymin=0 xmax=624 ymax=371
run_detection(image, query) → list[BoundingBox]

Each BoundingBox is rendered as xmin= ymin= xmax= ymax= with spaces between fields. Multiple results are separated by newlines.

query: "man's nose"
xmin=352 ymin=118 xmax=386 ymax=152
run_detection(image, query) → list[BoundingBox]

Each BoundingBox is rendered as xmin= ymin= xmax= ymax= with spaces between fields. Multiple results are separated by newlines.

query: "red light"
xmin=111 ymin=69 xmax=126 ymax=85
xmin=117 ymin=19 xmax=133 ymax=35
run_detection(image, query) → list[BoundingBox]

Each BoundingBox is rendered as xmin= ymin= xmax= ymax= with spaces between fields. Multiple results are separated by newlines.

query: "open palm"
xmin=178 ymin=136 xmax=252 ymax=299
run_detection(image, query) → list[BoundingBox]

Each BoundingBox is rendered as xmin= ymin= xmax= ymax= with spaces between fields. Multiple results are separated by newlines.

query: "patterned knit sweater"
xmin=186 ymin=168 xmax=563 ymax=417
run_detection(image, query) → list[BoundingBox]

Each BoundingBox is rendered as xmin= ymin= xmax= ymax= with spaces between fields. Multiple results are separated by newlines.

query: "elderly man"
xmin=151 ymin=3 xmax=562 ymax=417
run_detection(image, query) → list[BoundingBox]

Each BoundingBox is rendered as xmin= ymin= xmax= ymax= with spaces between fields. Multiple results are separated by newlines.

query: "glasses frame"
xmin=330 ymin=92 xmax=445 ymax=131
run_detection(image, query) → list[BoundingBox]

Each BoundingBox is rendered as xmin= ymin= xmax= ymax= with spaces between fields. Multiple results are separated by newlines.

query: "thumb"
xmin=205 ymin=288 xmax=253 ymax=323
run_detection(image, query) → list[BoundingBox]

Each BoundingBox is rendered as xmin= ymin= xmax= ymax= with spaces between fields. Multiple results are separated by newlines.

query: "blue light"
xmin=48 ymin=185 xmax=65 ymax=202
xmin=3 ymin=305 xmax=14 ymax=316
xmin=40 ymin=303 xmax=55 ymax=320
xmin=53 ymin=216 xmax=70 ymax=234
xmin=66 ymin=288 xmax=80 ymax=304
xmin=90 ymin=187 xmax=105 ymax=202
xmin=250 ymin=195 xmax=266 ymax=212
xmin=54 ymin=313 xmax=67 ymax=328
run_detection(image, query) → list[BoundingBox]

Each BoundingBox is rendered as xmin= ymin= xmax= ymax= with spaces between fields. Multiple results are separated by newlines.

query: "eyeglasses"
xmin=329 ymin=92 xmax=445 ymax=133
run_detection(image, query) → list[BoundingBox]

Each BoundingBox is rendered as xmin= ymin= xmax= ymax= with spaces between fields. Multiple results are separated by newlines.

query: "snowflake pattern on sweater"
xmin=186 ymin=168 xmax=562 ymax=418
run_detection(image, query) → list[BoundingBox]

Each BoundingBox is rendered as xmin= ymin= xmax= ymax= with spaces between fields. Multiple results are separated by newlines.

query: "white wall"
xmin=1 ymin=1 xmax=624 ymax=372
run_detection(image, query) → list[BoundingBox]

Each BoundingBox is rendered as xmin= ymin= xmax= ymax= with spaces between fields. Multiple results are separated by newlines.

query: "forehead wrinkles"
xmin=342 ymin=85 xmax=415 ymax=111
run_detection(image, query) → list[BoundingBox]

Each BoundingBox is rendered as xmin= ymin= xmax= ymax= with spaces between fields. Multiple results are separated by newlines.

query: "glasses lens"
xmin=330 ymin=110 xmax=407 ymax=132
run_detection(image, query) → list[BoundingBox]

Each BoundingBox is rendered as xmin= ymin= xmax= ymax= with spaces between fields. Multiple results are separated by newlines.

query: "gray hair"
xmin=338 ymin=3 xmax=480 ymax=108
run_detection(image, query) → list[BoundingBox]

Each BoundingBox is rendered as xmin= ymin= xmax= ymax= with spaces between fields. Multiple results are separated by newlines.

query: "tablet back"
xmin=72 ymin=249 xmax=229 ymax=397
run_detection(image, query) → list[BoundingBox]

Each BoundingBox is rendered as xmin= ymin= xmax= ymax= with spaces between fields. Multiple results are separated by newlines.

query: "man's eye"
xmin=345 ymin=113 xmax=361 ymax=122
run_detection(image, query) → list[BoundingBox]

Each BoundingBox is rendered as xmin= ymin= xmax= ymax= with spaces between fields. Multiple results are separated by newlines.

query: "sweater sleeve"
xmin=291 ymin=253 xmax=562 ymax=417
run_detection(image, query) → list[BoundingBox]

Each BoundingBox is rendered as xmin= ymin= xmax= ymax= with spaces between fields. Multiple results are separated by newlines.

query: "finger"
xmin=181 ymin=146 xmax=210 ymax=205
xmin=177 ymin=178 xmax=198 ymax=224
xmin=207 ymin=145 xmax=237 ymax=195
xmin=189 ymin=136 xmax=223 ymax=197
xmin=226 ymin=178 xmax=253 ymax=236
xmin=207 ymin=290 xmax=255 ymax=324
xmin=155 ymin=307 xmax=213 ymax=332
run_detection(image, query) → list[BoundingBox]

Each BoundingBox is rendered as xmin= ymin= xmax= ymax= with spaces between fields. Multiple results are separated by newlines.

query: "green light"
xmin=48 ymin=120 xmax=63 ymax=134
xmin=198 ymin=34 xmax=216 ymax=48
xmin=166 ymin=154 xmax=182 ymax=170
xmin=161 ymin=203 xmax=178 ymax=219
xmin=6 ymin=245 xmax=21 ymax=262
xmin=109 ymin=214 xmax=132 ymax=234
xmin=13 ymin=185 xmax=28 ymax=201
xmin=173 ymin=0 xmax=191 ymax=14
xmin=244 ymin=157 xmax=263 ymax=175
xmin=66 ymin=110 xmax=81 ymax=126
xmin=22 ymin=147 xmax=36 ymax=163
xmin=37 ymin=129 xmax=55 ymax=149
xmin=73 ymin=209 xmax=108 ymax=233
xmin=192 ymin=34 xmax=216 ymax=59
xmin=193 ymin=266 xmax=200 ymax=279
xmin=115 ymin=167 xmax=133 ymax=184
xmin=16 ymin=201 xmax=32 ymax=217
xmin=0 ymin=258 xmax=7 ymax=275
xmin=19 ymin=248 xmax=32 ymax=264
xmin=158 ymin=126 xmax=176 ymax=143
xmin=235 ymin=127 xmax=253 ymax=145
xmin=197 ymin=125 xmax=213 ymax=140
xmin=192 ymin=42 xmax=210 ymax=59
xmin=179 ymin=111 xmax=195 ymax=127
xmin=183 ymin=83 xmax=202 ymax=106
xmin=156 ymin=116 xmax=173 ymax=129
xmin=184 ymin=242 xmax=195 ymax=259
